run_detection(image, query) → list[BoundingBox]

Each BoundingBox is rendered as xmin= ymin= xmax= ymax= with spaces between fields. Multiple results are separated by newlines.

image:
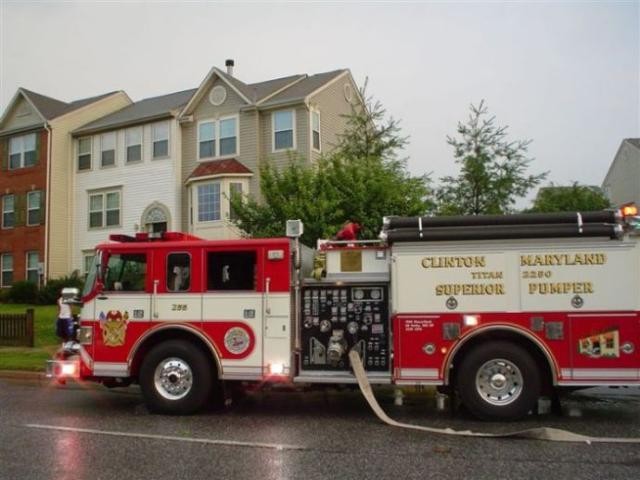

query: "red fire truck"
xmin=48 ymin=207 xmax=640 ymax=420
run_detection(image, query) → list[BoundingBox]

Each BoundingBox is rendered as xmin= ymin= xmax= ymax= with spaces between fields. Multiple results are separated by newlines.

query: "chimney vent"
xmin=225 ymin=59 xmax=235 ymax=76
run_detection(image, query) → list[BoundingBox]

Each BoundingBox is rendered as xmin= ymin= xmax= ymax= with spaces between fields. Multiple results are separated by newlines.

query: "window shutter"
xmin=34 ymin=131 xmax=41 ymax=166
xmin=1 ymin=138 xmax=7 ymax=171
xmin=39 ymin=190 xmax=46 ymax=225
xmin=15 ymin=193 xmax=26 ymax=227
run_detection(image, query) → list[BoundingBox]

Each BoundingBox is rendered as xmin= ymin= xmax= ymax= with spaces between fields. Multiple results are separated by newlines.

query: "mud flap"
xmin=348 ymin=350 xmax=640 ymax=444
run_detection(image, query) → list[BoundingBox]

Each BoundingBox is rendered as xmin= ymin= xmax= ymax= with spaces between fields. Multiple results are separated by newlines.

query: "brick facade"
xmin=0 ymin=129 xmax=48 ymax=287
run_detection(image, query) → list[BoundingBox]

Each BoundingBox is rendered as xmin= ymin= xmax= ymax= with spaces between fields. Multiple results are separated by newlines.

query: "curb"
xmin=0 ymin=370 xmax=47 ymax=382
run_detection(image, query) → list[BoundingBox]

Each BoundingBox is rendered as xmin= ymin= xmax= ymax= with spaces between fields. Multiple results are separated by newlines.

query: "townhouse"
xmin=70 ymin=89 xmax=195 ymax=275
xmin=0 ymin=88 xmax=130 ymax=286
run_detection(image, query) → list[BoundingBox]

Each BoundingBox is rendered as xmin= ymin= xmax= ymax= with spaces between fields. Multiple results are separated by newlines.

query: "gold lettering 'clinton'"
xmin=520 ymin=253 xmax=606 ymax=267
xmin=422 ymin=256 xmax=486 ymax=268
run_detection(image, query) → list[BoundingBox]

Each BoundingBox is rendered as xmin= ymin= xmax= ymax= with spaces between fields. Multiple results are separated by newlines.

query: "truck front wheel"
xmin=456 ymin=341 xmax=541 ymax=421
xmin=139 ymin=340 xmax=213 ymax=415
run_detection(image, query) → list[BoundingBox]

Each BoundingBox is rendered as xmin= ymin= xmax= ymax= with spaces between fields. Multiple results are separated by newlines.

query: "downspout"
xmin=44 ymin=123 xmax=52 ymax=284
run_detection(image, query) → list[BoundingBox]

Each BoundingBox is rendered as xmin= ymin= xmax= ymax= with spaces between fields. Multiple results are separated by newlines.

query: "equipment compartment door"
xmin=569 ymin=312 xmax=640 ymax=381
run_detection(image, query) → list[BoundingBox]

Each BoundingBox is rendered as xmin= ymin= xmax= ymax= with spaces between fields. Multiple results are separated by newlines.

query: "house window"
xmin=126 ymin=128 xmax=142 ymax=163
xmin=198 ymin=117 xmax=238 ymax=159
xmin=273 ymin=110 xmax=295 ymax=151
xmin=152 ymin=122 xmax=169 ymax=159
xmin=2 ymin=195 xmax=14 ymax=229
xmin=101 ymin=132 xmax=116 ymax=167
xmin=219 ymin=118 xmax=237 ymax=156
xmin=9 ymin=133 xmax=36 ymax=169
xmin=312 ymin=110 xmax=321 ymax=151
xmin=197 ymin=183 xmax=220 ymax=222
xmin=77 ymin=137 xmax=92 ymax=171
xmin=229 ymin=182 xmax=243 ymax=221
xmin=199 ymin=122 xmax=215 ymax=159
xmin=167 ymin=253 xmax=191 ymax=292
xmin=26 ymin=251 xmax=39 ymax=284
xmin=89 ymin=190 xmax=120 ymax=229
xmin=1 ymin=253 xmax=13 ymax=287
xmin=27 ymin=191 xmax=42 ymax=226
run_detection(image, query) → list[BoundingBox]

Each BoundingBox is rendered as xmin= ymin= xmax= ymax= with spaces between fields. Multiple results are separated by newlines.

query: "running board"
xmin=294 ymin=371 xmax=391 ymax=384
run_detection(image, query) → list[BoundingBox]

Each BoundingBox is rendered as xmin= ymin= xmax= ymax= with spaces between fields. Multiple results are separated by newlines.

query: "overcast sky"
xmin=1 ymin=1 xmax=638 ymax=203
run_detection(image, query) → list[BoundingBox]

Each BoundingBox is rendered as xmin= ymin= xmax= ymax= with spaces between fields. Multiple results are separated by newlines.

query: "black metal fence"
xmin=0 ymin=309 xmax=35 ymax=347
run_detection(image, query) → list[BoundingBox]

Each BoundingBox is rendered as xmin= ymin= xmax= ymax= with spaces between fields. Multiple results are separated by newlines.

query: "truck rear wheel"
xmin=139 ymin=340 xmax=213 ymax=415
xmin=456 ymin=341 xmax=541 ymax=421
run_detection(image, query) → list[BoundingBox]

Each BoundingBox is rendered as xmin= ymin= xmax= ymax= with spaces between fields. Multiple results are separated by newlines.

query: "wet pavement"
xmin=0 ymin=379 xmax=639 ymax=480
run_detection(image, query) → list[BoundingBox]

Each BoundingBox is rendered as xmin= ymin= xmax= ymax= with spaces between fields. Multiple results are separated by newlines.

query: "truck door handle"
xmin=265 ymin=277 xmax=271 ymax=315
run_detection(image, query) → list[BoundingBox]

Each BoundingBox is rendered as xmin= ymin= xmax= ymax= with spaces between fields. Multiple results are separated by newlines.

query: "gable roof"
xmin=258 ymin=69 xmax=348 ymax=107
xmin=180 ymin=66 xmax=351 ymax=116
xmin=73 ymin=88 xmax=196 ymax=136
xmin=186 ymin=158 xmax=253 ymax=183
xmin=20 ymin=88 xmax=122 ymax=120
xmin=625 ymin=138 xmax=640 ymax=150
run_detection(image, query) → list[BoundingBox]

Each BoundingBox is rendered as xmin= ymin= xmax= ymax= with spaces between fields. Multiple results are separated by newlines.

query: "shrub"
xmin=38 ymin=274 xmax=85 ymax=305
xmin=8 ymin=281 xmax=39 ymax=304
xmin=0 ymin=288 xmax=10 ymax=304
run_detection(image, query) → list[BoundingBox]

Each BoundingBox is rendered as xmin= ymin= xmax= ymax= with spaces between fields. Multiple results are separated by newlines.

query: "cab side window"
xmin=207 ymin=251 xmax=256 ymax=291
xmin=105 ymin=253 xmax=147 ymax=292
xmin=167 ymin=253 xmax=191 ymax=292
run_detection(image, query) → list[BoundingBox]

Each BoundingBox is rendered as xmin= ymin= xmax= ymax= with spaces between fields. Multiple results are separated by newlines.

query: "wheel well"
xmin=447 ymin=330 xmax=555 ymax=394
xmin=129 ymin=328 xmax=220 ymax=380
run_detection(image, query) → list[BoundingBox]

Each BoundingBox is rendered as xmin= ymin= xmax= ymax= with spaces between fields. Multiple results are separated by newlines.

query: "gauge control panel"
xmin=300 ymin=284 xmax=389 ymax=372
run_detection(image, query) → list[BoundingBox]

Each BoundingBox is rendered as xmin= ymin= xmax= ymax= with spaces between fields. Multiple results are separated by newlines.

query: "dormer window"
xmin=273 ymin=110 xmax=295 ymax=151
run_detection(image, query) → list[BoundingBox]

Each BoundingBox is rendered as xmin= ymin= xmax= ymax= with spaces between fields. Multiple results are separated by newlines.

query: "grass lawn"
xmin=0 ymin=304 xmax=62 ymax=371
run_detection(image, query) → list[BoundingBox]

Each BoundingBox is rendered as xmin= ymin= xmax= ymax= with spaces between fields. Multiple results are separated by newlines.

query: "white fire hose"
xmin=348 ymin=351 xmax=640 ymax=444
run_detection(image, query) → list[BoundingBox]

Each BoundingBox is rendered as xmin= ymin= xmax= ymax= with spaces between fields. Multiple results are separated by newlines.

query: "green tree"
xmin=436 ymin=100 xmax=547 ymax=215
xmin=527 ymin=182 xmax=611 ymax=213
xmin=230 ymin=89 xmax=432 ymax=245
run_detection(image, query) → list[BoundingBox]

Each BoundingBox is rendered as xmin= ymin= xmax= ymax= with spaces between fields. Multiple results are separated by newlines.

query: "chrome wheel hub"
xmin=476 ymin=359 xmax=523 ymax=406
xmin=154 ymin=357 xmax=193 ymax=400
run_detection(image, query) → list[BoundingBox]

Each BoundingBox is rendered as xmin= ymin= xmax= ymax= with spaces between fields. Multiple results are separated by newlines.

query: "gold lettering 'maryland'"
xmin=422 ymin=256 xmax=486 ymax=268
xmin=520 ymin=253 xmax=607 ymax=267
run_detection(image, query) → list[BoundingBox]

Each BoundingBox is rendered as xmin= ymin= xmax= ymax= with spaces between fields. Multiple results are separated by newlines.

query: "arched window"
xmin=141 ymin=203 xmax=170 ymax=234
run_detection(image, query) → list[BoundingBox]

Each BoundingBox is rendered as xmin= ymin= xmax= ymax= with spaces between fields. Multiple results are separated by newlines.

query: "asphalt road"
xmin=0 ymin=378 xmax=639 ymax=480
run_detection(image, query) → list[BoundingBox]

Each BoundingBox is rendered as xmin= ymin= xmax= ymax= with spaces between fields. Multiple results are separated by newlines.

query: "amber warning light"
xmin=621 ymin=204 xmax=638 ymax=218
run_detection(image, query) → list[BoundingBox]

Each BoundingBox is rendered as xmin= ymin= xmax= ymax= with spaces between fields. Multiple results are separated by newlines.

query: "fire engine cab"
xmin=48 ymin=207 xmax=640 ymax=420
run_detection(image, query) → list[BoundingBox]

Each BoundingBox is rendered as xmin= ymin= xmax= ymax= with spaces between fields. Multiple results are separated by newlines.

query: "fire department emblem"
xmin=224 ymin=327 xmax=250 ymax=355
xmin=99 ymin=310 xmax=129 ymax=347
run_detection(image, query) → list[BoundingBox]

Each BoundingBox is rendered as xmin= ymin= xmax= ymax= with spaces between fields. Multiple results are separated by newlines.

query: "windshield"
xmin=82 ymin=254 xmax=99 ymax=298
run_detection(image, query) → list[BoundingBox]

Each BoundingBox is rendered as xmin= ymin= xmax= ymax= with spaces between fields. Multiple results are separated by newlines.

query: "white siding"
xmin=72 ymin=119 xmax=182 ymax=272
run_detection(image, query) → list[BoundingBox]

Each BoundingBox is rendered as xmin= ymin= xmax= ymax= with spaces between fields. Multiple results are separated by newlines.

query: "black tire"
xmin=456 ymin=341 xmax=541 ymax=421
xmin=139 ymin=340 xmax=214 ymax=415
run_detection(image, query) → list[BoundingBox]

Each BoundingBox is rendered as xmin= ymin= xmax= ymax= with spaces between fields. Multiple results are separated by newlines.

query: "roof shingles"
xmin=187 ymin=159 xmax=252 ymax=182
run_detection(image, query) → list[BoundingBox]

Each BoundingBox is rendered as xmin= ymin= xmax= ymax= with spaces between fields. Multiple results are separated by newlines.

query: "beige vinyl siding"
xmin=181 ymin=78 xmax=257 ymax=232
xmin=602 ymin=142 xmax=640 ymax=207
xmin=307 ymin=73 xmax=360 ymax=163
xmin=2 ymin=97 xmax=43 ymax=132
xmin=47 ymin=92 xmax=131 ymax=278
